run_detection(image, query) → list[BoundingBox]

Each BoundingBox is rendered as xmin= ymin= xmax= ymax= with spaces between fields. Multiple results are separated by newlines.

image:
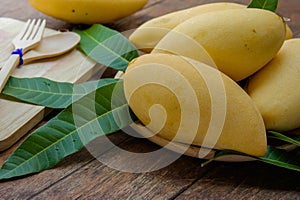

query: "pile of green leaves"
xmin=1 ymin=0 xmax=299 ymax=181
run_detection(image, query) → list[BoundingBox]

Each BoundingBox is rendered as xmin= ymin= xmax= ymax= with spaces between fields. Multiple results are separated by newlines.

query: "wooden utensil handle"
xmin=0 ymin=54 xmax=20 ymax=93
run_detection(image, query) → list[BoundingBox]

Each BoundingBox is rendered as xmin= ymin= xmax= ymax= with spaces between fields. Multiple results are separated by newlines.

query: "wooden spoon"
xmin=22 ymin=32 xmax=80 ymax=64
xmin=6 ymin=31 xmax=79 ymax=66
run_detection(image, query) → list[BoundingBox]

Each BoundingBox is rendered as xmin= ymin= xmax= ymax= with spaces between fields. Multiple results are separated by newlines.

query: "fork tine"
xmin=28 ymin=19 xmax=42 ymax=40
xmin=15 ymin=19 xmax=31 ymax=40
xmin=22 ymin=19 xmax=36 ymax=40
xmin=34 ymin=19 xmax=46 ymax=40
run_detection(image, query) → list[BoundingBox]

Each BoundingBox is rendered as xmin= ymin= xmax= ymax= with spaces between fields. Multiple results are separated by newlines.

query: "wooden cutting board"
xmin=0 ymin=17 xmax=100 ymax=151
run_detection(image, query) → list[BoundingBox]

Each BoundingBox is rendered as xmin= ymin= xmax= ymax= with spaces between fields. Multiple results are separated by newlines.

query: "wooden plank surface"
xmin=1 ymin=0 xmax=300 ymax=199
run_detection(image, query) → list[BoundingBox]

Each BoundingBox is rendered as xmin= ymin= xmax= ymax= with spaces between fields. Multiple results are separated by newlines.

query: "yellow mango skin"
xmin=28 ymin=0 xmax=148 ymax=24
xmin=151 ymin=30 xmax=217 ymax=68
xmin=285 ymin=24 xmax=293 ymax=39
xmin=247 ymin=39 xmax=300 ymax=131
xmin=160 ymin=8 xmax=286 ymax=82
xmin=129 ymin=2 xmax=245 ymax=52
xmin=124 ymin=53 xmax=267 ymax=157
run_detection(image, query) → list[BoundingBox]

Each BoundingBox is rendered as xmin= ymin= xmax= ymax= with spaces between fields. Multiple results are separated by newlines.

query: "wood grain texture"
xmin=28 ymin=137 xmax=213 ymax=200
xmin=0 ymin=0 xmax=300 ymax=199
xmin=0 ymin=129 xmax=129 ymax=199
xmin=176 ymin=162 xmax=300 ymax=200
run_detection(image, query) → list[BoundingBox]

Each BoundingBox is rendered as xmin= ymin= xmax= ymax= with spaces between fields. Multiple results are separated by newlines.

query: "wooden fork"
xmin=0 ymin=19 xmax=46 ymax=92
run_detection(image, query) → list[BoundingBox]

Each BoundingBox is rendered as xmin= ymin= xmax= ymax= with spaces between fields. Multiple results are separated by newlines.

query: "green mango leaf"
xmin=268 ymin=131 xmax=300 ymax=147
xmin=74 ymin=24 xmax=139 ymax=71
xmin=248 ymin=0 xmax=278 ymax=12
xmin=204 ymin=146 xmax=300 ymax=172
xmin=259 ymin=146 xmax=300 ymax=172
xmin=0 ymin=80 xmax=134 ymax=180
xmin=2 ymin=77 xmax=119 ymax=109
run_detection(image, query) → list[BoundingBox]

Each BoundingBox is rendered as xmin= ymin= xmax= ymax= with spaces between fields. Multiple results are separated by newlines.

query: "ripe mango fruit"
xmin=155 ymin=8 xmax=285 ymax=81
xmin=124 ymin=53 xmax=267 ymax=157
xmin=28 ymin=0 xmax=148 ymax=24
xmin=151 ymin=30 xmax=217 ymax=67
xmin=247 ymin=39 xmax=300 ymax=131
xmin=285 ymin=24 xmax=293 ymax=39
xmin=129 ymin=2 xmax=245 ymax=52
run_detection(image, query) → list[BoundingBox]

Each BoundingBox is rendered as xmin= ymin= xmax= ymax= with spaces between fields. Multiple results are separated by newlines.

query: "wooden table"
xmin=1 ymin=0 xmax=300 ymax=199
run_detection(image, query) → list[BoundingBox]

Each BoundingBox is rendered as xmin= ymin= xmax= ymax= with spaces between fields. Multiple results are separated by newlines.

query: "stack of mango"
xmin=124 ymin=2 xmax=299 ymax=157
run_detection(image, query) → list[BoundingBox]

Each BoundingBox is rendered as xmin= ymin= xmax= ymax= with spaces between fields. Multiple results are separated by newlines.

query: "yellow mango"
xmin=129 ymin=2 xmax=245 ymax=52
xmin=247 ymin=39 xmax=300 ymax=131
xmin=156 ymin=8 xmax=286 ymax=82
xmin=151 ymin=30 xmax=217 ymax=67
xmin=285 ymin=24 xmax=293 ymax=39
xmin=124 ymin=53 xmax=267 ymax=157
xmin=28 ymin=0 xmax=148 ymax=24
